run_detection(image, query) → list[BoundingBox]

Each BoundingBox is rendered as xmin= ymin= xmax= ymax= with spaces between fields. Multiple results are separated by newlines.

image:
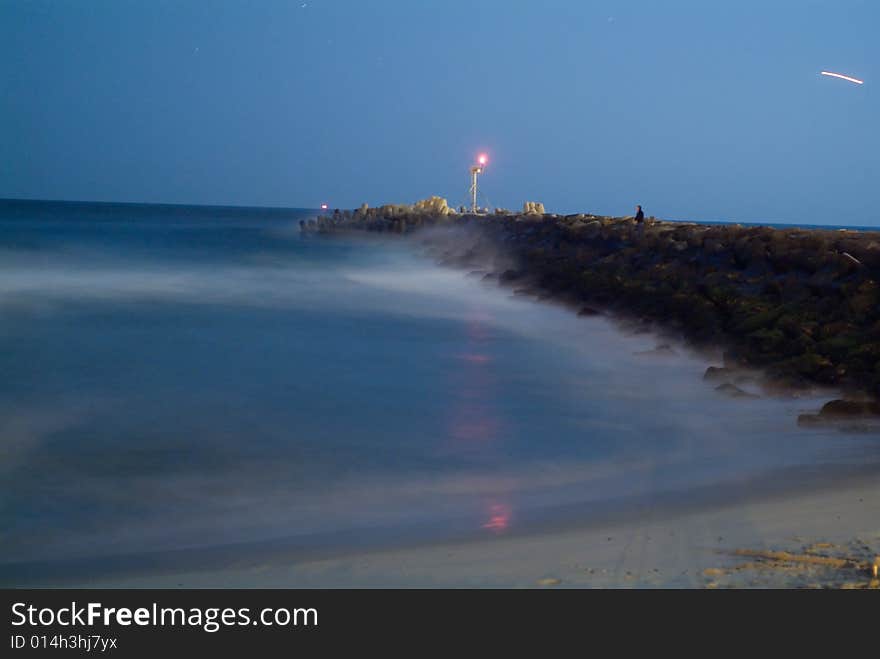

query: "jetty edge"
xmin=302 ymin=202 xmax=880 ymax=422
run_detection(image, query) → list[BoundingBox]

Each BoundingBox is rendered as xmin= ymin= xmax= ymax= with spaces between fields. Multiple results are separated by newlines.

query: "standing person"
xmin=634 ymin=204 xmax=645 ymax=239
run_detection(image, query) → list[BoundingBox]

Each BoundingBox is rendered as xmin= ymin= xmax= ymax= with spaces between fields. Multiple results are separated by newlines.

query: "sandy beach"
xmin=67 ymin=462 xmax=879 ymax=589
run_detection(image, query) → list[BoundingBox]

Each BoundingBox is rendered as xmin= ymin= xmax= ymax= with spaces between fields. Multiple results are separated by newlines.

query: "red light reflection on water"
xmin=447 ymin=320 xmax=498 ymax=444
xmin=482 ymin=503 xmax=511 ymax=533
xmin=445 ymin=317 xmax=514 ymax=534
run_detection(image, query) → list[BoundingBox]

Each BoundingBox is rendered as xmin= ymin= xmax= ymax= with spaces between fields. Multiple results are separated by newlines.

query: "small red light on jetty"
xmin=320 ymin=203 xmax=329 ymax=210
xmin=478 ymin=154 xmax=488 ymax=166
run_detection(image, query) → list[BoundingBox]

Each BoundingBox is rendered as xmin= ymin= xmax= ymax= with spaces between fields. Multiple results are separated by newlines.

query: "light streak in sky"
xmin=820 ymin=71 xmax=864 ymax=85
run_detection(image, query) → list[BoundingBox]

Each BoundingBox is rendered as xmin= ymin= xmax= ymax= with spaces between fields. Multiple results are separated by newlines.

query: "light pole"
xmin=469 ymin=154 xmax=488 ymax=213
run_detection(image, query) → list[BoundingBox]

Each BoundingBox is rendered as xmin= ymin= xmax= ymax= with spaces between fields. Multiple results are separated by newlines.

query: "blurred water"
xmin=1 ymin=200 xmax=877 ymax=573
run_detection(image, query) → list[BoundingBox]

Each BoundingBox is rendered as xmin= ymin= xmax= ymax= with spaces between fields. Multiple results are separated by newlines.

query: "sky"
xmin=1 ymin=0 xmax=877 ymax=224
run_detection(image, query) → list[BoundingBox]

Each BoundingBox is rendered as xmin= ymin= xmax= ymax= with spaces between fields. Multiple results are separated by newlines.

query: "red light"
xmin=478 ymin=154 xmax=488 ymax=166
xmin=320 ymin=203 xmax=329 ymax=210
xmin=482 ymin=503 xmax=511 ymax=532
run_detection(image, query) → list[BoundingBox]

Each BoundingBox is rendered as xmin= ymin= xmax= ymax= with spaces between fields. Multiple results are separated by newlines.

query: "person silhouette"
xmin=634 ymin=205 xmax=645 ymax=239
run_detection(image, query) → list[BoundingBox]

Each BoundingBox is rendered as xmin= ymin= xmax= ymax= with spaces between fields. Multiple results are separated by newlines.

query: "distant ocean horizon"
xmin=2 ymin=197 xmax=878 ymax=233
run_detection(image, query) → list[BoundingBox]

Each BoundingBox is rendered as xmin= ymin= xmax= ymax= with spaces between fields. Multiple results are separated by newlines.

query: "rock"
xmin=412 ymin=195 xmax=451 ymax=215
xmin=704 ymin=366 xmax=735 ymax=381
xmin=759 ymin=375 xmax=814 ymax=398
xmin=798 ymin=399 xmax=880 ymax=429
xmin=577 ymin=306 xmax=601 ymax=317
xmin=819 ymin=399 xmax=880 ymax=418
xmin=715 ymin=383 xmax=760 ymax=399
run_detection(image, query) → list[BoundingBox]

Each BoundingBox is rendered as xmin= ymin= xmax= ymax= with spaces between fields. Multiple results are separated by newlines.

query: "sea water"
xmin=1 ymin=200 xmax=877 ymax=584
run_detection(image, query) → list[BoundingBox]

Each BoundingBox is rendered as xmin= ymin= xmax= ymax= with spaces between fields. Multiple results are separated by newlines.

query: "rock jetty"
xmin=303 ymin=203 xmax=880 ymax=402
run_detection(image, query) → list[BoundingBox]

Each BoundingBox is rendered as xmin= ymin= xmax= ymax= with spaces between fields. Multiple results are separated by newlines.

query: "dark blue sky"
xmin=2 ymin=1 xmax=876 ymax=224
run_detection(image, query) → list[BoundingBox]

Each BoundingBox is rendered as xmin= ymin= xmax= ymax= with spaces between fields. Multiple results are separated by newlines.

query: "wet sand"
xmin=69 ymin=466 xmax=880 ymax=589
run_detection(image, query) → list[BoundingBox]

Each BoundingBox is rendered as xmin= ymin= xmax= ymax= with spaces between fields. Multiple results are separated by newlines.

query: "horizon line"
xmin=1 ymin=196 xmax=876 ymax=230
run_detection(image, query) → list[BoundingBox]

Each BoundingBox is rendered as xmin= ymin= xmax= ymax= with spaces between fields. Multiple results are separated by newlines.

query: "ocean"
xmin=1 ymin=199 xmax=877 ymax=585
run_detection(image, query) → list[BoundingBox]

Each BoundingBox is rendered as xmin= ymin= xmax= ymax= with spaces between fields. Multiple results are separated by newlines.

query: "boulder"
xmin=704 ymin=366 xmax=735 ymax=381
xmin=818 ymin=399 xmax=880 ymax=418
xmin=715 ymin=383 xmax=760 ymax=399
xmin=499 ymin=269 xmax=522 ymax=282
